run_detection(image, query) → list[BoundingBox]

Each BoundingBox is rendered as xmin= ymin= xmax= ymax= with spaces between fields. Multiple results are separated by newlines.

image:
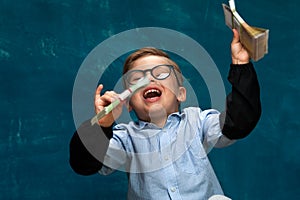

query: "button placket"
xmin=160 ymin=129 xmax=173 ymax=167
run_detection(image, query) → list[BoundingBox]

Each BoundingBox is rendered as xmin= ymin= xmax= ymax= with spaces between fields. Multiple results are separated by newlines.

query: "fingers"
xmin=230 ymin=29 xmax=250 ymax=64
xmin=231 ymin=29 xmax=240 ymax=45
xmin=93 ymin=85 xmax=124 ymax=127
xmin=95 ymin=84 xmax=118 ymax=103
xmin=94 ymin=84 xmax=103 ymax=100
xmin=94 ymin=84 xmax=120 ymax=113
xmin=101 ymin=91 xmax=119 ymax=104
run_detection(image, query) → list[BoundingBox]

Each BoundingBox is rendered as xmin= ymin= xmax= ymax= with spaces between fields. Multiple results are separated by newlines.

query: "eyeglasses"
xmin=124 ymin=64 xmax=181 ymax=86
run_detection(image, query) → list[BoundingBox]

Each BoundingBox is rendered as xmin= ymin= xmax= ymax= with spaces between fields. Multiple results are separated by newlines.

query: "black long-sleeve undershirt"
xmin=69 ymin=62 xmax=261 ymax=175
xmin=69 ymin=124 xmax=113 ymax=175
xmin=220 ymin=62 xmax=261 ymax=139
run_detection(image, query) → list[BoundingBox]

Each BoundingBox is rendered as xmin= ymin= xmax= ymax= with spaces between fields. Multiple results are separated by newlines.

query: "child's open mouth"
xmin=143 ymin=88 xmax=162 ymax=102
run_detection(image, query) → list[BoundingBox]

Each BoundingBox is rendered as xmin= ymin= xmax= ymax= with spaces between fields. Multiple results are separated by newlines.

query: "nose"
xmin=145 ymin=71 xmax=155 ymax=82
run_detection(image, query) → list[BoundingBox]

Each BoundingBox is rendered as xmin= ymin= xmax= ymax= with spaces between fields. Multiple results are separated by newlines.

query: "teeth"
xmin=144 ymin=89 xmax=160 ymax=96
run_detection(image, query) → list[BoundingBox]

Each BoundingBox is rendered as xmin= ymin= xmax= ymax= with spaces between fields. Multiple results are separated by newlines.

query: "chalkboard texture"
xmin=0 ymin=0 xmax=299 ymax=199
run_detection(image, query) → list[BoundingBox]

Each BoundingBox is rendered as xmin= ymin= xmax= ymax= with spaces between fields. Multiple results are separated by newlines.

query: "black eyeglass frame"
xmin=124 ymin=64 xmax=182 ymax=86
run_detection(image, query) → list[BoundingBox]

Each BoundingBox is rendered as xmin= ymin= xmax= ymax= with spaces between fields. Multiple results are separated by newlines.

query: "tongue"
xmin=145 ymin=92 xmax=160 ymax=99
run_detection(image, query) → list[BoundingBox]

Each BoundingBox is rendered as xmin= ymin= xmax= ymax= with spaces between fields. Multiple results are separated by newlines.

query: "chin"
xmin=147 ymin=104 xmax=168 ymax=119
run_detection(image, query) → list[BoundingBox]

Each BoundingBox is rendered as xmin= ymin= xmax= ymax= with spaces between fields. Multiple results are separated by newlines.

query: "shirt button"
xmin=170 ymin=187 xmax=176 ymax=192
xmin=164 ymin=156 xmax=169 ymax=161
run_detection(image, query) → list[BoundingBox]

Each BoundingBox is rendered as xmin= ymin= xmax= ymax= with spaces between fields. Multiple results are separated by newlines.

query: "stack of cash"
xmin=222 ymin=0 xmax=269 ymax=61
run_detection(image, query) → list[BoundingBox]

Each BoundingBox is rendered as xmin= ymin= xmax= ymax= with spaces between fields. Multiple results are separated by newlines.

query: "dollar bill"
xmin=222 ymin=0 xmax=269 ymax=61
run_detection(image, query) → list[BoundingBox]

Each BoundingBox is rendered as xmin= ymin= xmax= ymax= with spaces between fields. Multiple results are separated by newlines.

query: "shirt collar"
xmin=134 ymin=111 xmax=185 ymax=130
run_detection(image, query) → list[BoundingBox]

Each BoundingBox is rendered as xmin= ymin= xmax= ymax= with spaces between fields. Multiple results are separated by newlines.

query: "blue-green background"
xmin=1 ymin=0 xmax=299 ymax=199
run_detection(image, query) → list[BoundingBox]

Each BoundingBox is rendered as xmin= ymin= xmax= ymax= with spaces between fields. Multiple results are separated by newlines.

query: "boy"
xmin=69 ymin=29 xmax=261 ymax=199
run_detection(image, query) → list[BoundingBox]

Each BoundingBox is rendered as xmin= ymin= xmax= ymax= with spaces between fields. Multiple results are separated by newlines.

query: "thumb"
xmin=231 ymin=29 xmax=240 ymax=44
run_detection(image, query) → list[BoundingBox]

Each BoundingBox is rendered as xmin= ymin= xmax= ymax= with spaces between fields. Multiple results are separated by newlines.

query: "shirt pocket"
xmin=175 ymin=138 xmax=210 ymax=175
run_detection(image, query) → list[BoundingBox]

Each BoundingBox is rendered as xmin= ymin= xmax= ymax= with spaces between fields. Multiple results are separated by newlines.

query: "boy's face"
xmin=126 ymin=55 xmax=186 ymax=123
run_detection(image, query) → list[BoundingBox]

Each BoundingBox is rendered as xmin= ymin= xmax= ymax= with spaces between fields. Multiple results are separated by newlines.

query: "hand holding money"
xmin=222 ymin=0 xmax=269 ymax=61
xmin=231 ymin=28 xmax=250 ymax=64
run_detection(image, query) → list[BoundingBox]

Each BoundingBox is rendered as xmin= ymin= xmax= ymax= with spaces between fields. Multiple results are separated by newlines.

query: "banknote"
xmin=222 ymin=0 xmax=269 ymax=61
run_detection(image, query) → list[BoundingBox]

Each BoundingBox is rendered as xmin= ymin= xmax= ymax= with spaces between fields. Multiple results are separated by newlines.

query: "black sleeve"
xmin=69 ymin=120 xmax=113 ymax=176
xmin=220 ymin=62 xmax=262 ymax=139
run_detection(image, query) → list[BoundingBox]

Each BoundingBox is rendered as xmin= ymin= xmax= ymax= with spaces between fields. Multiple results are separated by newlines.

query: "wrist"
xmin=231 ymin=57 xmax=249 ymax=65
xmin=98 ymin=120 xmax=114 ymax=128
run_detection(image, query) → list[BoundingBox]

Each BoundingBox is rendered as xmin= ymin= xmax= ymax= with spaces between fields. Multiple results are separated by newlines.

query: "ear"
xmin=177 ymin=87 xmax=186 ymax=102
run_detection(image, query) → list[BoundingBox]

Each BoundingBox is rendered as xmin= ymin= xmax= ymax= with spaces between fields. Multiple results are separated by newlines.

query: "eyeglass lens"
xmin=127 ymin=65 xmax=172 ymax=84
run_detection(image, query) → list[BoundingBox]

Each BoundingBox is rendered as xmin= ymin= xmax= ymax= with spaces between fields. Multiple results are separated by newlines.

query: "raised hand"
xmin=94 ymin=84 xmax=123 ymax=127
xmin=231 ymin=29 xmax=250 ymax=64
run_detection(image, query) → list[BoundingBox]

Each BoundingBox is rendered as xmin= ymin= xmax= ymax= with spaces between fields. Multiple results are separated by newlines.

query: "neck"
xmin=145 ymin=104 xmax=169 ymax=128
xmin=150 ymin=116 xmax=167 ymax=128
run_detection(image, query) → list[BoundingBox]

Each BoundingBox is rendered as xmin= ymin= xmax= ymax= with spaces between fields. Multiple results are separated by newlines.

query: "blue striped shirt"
xmin=99 ymin=107 xmax=235 ymax=200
